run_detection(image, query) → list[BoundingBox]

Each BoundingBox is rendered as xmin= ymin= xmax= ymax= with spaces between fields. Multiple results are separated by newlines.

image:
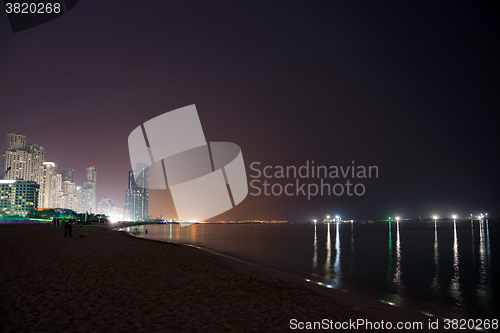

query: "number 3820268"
xmin=5 ymin=3 xmax=61 ymax=14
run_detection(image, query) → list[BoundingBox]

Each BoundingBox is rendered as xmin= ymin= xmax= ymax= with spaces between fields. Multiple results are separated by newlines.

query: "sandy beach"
xmin=0 ymin=225 xmax=435 ymax=332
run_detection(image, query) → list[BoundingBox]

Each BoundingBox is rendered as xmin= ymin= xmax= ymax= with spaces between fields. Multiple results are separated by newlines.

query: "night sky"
xmin=1 ymin=1 xmax=498 ymax=221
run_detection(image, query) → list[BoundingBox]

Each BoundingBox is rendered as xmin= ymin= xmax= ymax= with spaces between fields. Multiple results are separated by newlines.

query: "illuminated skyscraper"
xmin=6 ymin=132 xmax=26 ymax=151
xmin=64 ymin=167 xmax=74 ymax=182
xmin=99 ymin=197 xmax=114 ymax=215
xmin=86 ymin=167 xmax=97 ymax=182
xmin=26 ymin=144 xmax=44 ymax=181
xmin=2 ymin=133 xmax=44 ymax=182
xmin=125 ymin=166 xmax=148 ymax=220
xmin=75 ymin=186 xmax=82 ymax=212
xmin=63 ymin=180 xmax=77 ymax=211
xmin=81 ymin=167 xmax=97 ymax=213
xmin=37 ymin=162 xmax=57 ymax=208
xmin=52 ymin=173 xmax=64 ymax=208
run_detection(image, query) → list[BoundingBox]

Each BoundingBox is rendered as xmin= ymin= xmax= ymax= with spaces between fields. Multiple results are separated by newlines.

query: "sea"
xmin=124 ymin=220 xmax=498 ymax=319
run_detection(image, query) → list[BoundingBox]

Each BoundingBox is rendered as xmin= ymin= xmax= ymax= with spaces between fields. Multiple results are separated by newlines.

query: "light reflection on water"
xmin=477 ymin=220 xmax=491 ymax=308
xmin=332 ymin=222 xmax=341 ymax=288
xmin=393 ymin=221 xmax=404 ymax=294
xmin=324 ymin=223 xmax=331 ymax=280
xmin=312 ymin=223 xmax=317 ymax=272
xmin=126 ymin=220 xmax=497 ymax=318
xmin=431 ymin=221 xmax=439 ymax=292
xmin=449 ymin=220 xmax=462 ymax=306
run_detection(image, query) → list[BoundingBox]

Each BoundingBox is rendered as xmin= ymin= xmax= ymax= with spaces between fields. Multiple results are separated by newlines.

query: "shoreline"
xmin=123 ymin=229 xmax=446 ymax=324
xmin=0 ymin=225 xmax=468 ymax=332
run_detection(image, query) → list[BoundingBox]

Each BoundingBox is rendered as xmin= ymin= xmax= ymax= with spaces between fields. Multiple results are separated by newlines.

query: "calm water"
xmin=126 ymin=220 xmax=498 ymax=319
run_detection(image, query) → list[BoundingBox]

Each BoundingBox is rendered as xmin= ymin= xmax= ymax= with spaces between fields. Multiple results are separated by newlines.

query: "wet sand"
xmin=0 ymin=225 xmax=433 ymax=332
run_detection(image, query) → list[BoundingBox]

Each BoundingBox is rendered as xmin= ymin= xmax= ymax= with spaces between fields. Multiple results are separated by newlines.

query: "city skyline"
xmin=1 ymin=132 xmax=104 ymax=215
xmin=1 ymin=131 xmax=150 ymax=219
xmin=0 ymin=130 xmax=494 ymax=221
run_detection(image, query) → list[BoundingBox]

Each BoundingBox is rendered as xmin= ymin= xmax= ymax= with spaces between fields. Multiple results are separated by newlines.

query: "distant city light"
xmin=313 ymin=219 xmax=317 ymax=223
xmin=452 ymin=215 xmax=457 ymax=219
xmin=396 ymin=216 xmax=400 ymax=221
xmin=433 ymin=216 xmax=438 ymax=220
xmin=108 ymin=217 xmax=119 ymax=224
xmin=327 ymin=215 xmax=330 ymax=219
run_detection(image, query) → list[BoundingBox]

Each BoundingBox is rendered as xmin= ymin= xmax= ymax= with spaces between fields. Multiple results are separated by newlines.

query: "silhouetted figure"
xmin=64 ymin=222 xmax=68 ymax=238
xmin=67 ymin=223 xmax=73 ymax=238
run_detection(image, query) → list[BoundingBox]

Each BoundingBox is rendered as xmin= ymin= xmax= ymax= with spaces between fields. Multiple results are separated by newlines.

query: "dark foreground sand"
xmin=0 ymin=226 xmax=433 ymax=332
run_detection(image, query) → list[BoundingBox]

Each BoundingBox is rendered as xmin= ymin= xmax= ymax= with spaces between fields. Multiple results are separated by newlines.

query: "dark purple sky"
xmin=1 ymin=1 xmax=498 ymax=221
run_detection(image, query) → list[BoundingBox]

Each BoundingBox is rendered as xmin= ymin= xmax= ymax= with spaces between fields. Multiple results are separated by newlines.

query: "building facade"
xmin=64 ymin=167 xmax=74 ymax=183
xmin=2 ymin=133 xmax=44 ymax=182
xmin=80 ymin=167 xmax=97 ymax=213
xmin=0 ymin=180 xmax=39 ymax=217
xmin=37 ymin=162 xmax=57 ymax=208
xmin=125 ymin=169 xmax=149 ymax=220
xmin=99 ymin=197 xmax=114 ymax=215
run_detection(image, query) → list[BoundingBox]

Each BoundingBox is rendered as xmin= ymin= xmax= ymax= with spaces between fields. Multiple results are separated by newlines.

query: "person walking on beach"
xmin=64 ymin=222 xmax=68 ymax=238
xmin=67 ymin=222 xmax=73 ymax=238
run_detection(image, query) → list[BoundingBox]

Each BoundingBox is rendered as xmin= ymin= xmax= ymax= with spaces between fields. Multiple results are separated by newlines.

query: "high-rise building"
xmin=26 ymin=144 xmax=44 ymax=181
xmin=64 ymin=167 xmax=74 ymax=183
xmin=99 ymin=197 xmax=114 ymax=215
xmin=3 ymin=149 xmax=31 ymax=180
xmin=37 ymin=162 xmax=57 ymax=208
xmin=6 ymin=132 xmax=26 ymax=151
xmin=52 ymin=173 xmax=64 ymax=208
xmin=2 ymin=133 xmax=44 ymax=182
xmin=63 ymin=181 xmax=77 ymax=211
xmin=81 ymin=167 xmax=97 ymax=213
xmin=125 ymin=166 xmax=149 ymax=220
xmin=86 ymin=167 xmax=97 ymax=182
xmin=0 ymin=179 xmax=39 ymax=217
xmin=75 ymin=186 xmax=82 ymax=212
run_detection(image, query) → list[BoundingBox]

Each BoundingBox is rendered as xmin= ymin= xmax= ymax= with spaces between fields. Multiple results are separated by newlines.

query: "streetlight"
xmin=452 ymin=215 xmax=457 ymax=220
xmin=396 ymin=216 xmax=400 ymax=221
xmin=327 ymin=215 xmax=330 ymax=220
xmin=313 ymin=219 xmax=317 ymax=223
xmin=335 ymin=215 xmax=340 ymax=221
xmin=433 ymin=215 xmax=438 ymax=220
